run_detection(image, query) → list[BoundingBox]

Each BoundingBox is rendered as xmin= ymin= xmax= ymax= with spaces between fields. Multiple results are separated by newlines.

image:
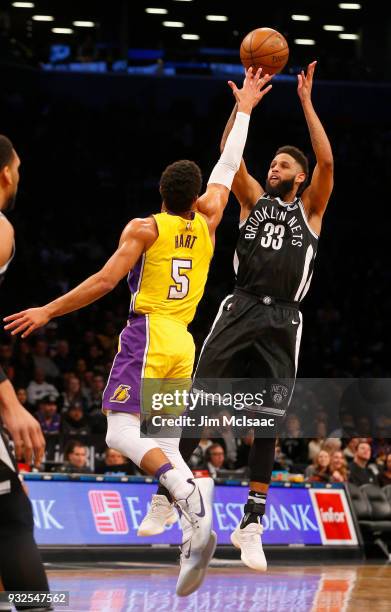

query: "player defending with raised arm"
xmin=4 ymin=68 xmax=272 ymax=596
xmin=144 ymin=61 xmax=334 ymax=573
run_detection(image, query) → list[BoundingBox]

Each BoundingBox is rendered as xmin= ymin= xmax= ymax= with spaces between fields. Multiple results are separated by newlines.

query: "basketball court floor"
xmin=46 ymin=561 xmax=391 ymax=611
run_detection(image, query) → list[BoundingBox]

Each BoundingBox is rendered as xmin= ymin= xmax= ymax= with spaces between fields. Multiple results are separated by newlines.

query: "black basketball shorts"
xmin=193 ymin=288 xmax=303 ymax=419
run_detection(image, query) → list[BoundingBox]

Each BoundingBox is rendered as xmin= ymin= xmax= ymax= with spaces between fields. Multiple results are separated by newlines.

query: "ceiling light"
xmin=182 ymin=33 xmax=200 ymax=40
xmin=32 ymin=15 xmax=54 ymax=21
xmin=206 ymin=15 xmax=228 ymax=22
xmin=339 ymin=33 xmax=359 ymax=39
xmin=323 ymin=25 xmax=345 ymax=31
xmin=338 ymin=3 xmax=361 ymax=8
xmin=52 ymin=28 xmax=73 ymax=34
xmin=146 ymin=8 xmax=168 ymax=14
xmin=12 ymin=2 xmax=34 ymax=7
xmin=291 ymin=15 xmax=311 ymax=21
xmin=73 ymin=21 xmax=95 ymax=28
xmin=294 ymin=38 xmax=316 ymax=45
xmin=162 ymin=21 xmax=184 ymax=27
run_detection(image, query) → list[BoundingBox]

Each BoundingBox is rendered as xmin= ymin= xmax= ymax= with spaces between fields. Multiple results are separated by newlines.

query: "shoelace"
xmin=149 ymin=498 xmax=170 ymax=515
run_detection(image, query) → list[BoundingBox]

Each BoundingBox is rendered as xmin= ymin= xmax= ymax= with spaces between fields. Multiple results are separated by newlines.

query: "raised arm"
xmin=220 ymin=103 xmax=265 ymax=219
xmin=196 ymin=68 xmax=272 ymax=239
xmin=299 ymin=61 xmax=334 ymax=234
xmin=4 ymin=218 xmax=157 ymax=338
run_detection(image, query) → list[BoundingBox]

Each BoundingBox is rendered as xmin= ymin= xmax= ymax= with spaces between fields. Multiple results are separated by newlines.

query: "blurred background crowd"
xmin=0 ymin=18 xmax=390 ymax=488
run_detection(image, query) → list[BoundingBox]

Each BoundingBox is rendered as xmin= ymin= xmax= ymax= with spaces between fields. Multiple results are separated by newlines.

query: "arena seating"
xmin=349 ymin=483 xmax=391 ymax=560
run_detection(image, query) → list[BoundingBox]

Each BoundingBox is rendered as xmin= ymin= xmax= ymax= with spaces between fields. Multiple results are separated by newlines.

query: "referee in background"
xmin=0 ymin=135 xmax=51 ymax=611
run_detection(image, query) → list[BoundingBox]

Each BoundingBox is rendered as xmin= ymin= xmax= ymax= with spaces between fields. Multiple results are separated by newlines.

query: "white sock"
xmin=159 ymin=467 xmax=194 ymax=501
xmin=155 ymin=436 xmax=194 ymax=480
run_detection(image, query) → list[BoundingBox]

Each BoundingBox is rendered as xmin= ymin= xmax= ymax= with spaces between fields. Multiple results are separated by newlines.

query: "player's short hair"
xmin=276 ymin=145 xmax=309 ymax=194
xmin=160 ymin=160 xmax=202 ymax=214
xmin=0 ymin=135 xmax=15 ymax=170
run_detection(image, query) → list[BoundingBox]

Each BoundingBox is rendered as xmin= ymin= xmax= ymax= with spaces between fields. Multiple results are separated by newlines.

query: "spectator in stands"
xmin=348 ymin=441 xmax=379 ymax=486
xmin=187 ymin=438 xmax=213 ymax=469
xmin=0 ymin=343 xmax=13 ymax=371
xmin=54 ymin=339 xmax=74 ymax=373
xmin=274 ymin=442 xmax=290 ymax=472
xmin=85 ymin=374 xmax=105 ymax=413
xmin=235 ymin=430 xmax=254 ymax=469
xmin=308 ymin=420 xmax=328 ymax=461
xmin=16 ymin=387 xmax=33 ymax=413
xmin=61 ymin=403 xmax=91 ymax=436
xmin=329 ymin=450 xmax=349 ymax=482
xmin=13 ymin=341 xmax=34 ymax=387
xmin=378 ymin=453 xmax=391 ymax=487
xmin=205 ymin=443 xmax=226 ymax=478
xmin=98 ymin=448 xmax=136 ymax=475
xmin=27 ymin=368 xmax=59 ymax=406
xmin=32 ymin=339 xmax=60 ymax=380
xmin=305 ymin=450 xmax=331 ymax=483
xmin=343 ymin=437 xmax=360 ymax=463
xmin=60 ymin=440 xmax=92 ymax=473
xmin=35 ymin=395 xmax=61 ymax=435
xmin=323 ymin=437 xmax=342 ymax=455
xmin=59 ymin=375 xmax=88 ymax=413
xmin=280 ymin=414 xmax=309 ymax=470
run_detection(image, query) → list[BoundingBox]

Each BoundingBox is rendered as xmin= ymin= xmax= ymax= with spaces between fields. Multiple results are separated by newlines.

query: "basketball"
xmin=240 ymin=27 xmax=289 ymax=75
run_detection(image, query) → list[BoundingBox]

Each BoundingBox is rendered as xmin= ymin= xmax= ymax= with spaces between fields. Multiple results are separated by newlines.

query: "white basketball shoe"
xmin=176 ymin=477 xmax=216 ymax=597
xmin=230 ymin=521 xmax=267 ymax=571
xmin=137 ymin=494 xmax=177 ymax=537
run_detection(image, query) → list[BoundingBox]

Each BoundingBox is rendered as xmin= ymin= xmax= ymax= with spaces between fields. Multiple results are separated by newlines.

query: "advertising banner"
xmin=28 ymin=481 xmax=358 ymax=547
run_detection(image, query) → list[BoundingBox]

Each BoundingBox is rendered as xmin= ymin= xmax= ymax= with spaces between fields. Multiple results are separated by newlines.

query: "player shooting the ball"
xmin=140 ymin=59 xmax=334 ymax=574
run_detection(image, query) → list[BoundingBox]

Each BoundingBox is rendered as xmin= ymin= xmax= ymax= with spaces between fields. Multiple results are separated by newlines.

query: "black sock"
xmin=240 ymin=491 xmax=267 ymax=529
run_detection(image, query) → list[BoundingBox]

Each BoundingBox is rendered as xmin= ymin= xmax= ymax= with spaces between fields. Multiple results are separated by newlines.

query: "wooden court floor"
xmin=46 ymin=563 xmax=391 ymax=611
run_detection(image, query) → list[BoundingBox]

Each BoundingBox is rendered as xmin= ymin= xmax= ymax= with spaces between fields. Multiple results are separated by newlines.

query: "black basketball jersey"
xmin=234 ymin=194 xmax=318 ymax=302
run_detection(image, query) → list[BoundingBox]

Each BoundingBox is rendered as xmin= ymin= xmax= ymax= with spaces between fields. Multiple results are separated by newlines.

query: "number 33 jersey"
xmin=128 ymin=212 xmax=213 ymax=326
xmin=235 ymin=194 xmax=319 ymax=302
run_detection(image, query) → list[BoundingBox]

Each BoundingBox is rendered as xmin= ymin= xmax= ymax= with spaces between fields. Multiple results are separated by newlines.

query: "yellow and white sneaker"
xmin=230 ymin=522 xmax=267 ymax=571
xmin=137 ymin=494 xmax=177 ymax=536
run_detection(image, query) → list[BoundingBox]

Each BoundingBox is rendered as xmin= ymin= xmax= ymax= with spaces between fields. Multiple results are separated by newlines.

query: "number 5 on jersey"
xmin=168 ymin=258 xmax=192 ymax=299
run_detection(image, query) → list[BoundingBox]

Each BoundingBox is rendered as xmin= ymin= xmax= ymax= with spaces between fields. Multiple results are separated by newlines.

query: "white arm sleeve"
xmin=207 ymin=111 xmax=250 ymax=190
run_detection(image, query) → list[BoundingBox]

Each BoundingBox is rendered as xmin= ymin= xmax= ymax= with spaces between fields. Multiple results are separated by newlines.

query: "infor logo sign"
xmin=309 ymin=490 xmax=358 ymax=545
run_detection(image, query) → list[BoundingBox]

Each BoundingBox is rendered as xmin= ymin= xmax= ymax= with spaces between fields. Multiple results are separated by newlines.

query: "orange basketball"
xmin=240 ymin=27 xmax=289 ymax=75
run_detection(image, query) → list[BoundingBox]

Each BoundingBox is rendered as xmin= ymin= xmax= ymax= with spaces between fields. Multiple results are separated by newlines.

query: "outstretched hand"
xmin=297 ymin=60 xmax=317 ymax=103
xmin=4 ymin=306 xmax=51 ymax=338
xmin=228 ymin=67 xmax=273 ymax=113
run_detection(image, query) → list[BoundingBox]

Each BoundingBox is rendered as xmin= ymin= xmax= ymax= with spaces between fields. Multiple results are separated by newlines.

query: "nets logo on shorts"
xmin=89 ymin=490 xmax=129 ymax=534
xmin=309 ymin=489 xmax=358 ymax=545
xmin=110 ymin=384 xmax=131 ymax=403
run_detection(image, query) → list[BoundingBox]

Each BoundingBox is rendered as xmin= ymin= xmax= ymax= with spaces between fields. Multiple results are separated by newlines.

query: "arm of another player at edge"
xmin=220 ymin=103 xmax=264 ymax=220
xmin=3 ymin=218 xmax=156 ymax=338
xmin=299 ymin=62 xmax=334 ymax=234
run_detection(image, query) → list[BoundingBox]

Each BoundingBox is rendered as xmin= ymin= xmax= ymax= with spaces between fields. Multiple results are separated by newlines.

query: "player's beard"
xmin=266 ymin=176 xmax=295 ymax=199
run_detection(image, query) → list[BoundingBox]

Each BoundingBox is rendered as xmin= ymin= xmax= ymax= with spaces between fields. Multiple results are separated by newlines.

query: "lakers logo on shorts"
xmin=110 ymin=384 xmax=131 ymax=403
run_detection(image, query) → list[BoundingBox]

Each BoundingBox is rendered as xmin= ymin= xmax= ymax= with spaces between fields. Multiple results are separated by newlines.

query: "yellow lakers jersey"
xmin=128 ymin=212 xmax=213 ymax=325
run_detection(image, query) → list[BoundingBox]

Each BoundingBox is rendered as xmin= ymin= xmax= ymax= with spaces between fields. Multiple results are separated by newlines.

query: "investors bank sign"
xmin=27 ymin=481 xmax=358 ymax=547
